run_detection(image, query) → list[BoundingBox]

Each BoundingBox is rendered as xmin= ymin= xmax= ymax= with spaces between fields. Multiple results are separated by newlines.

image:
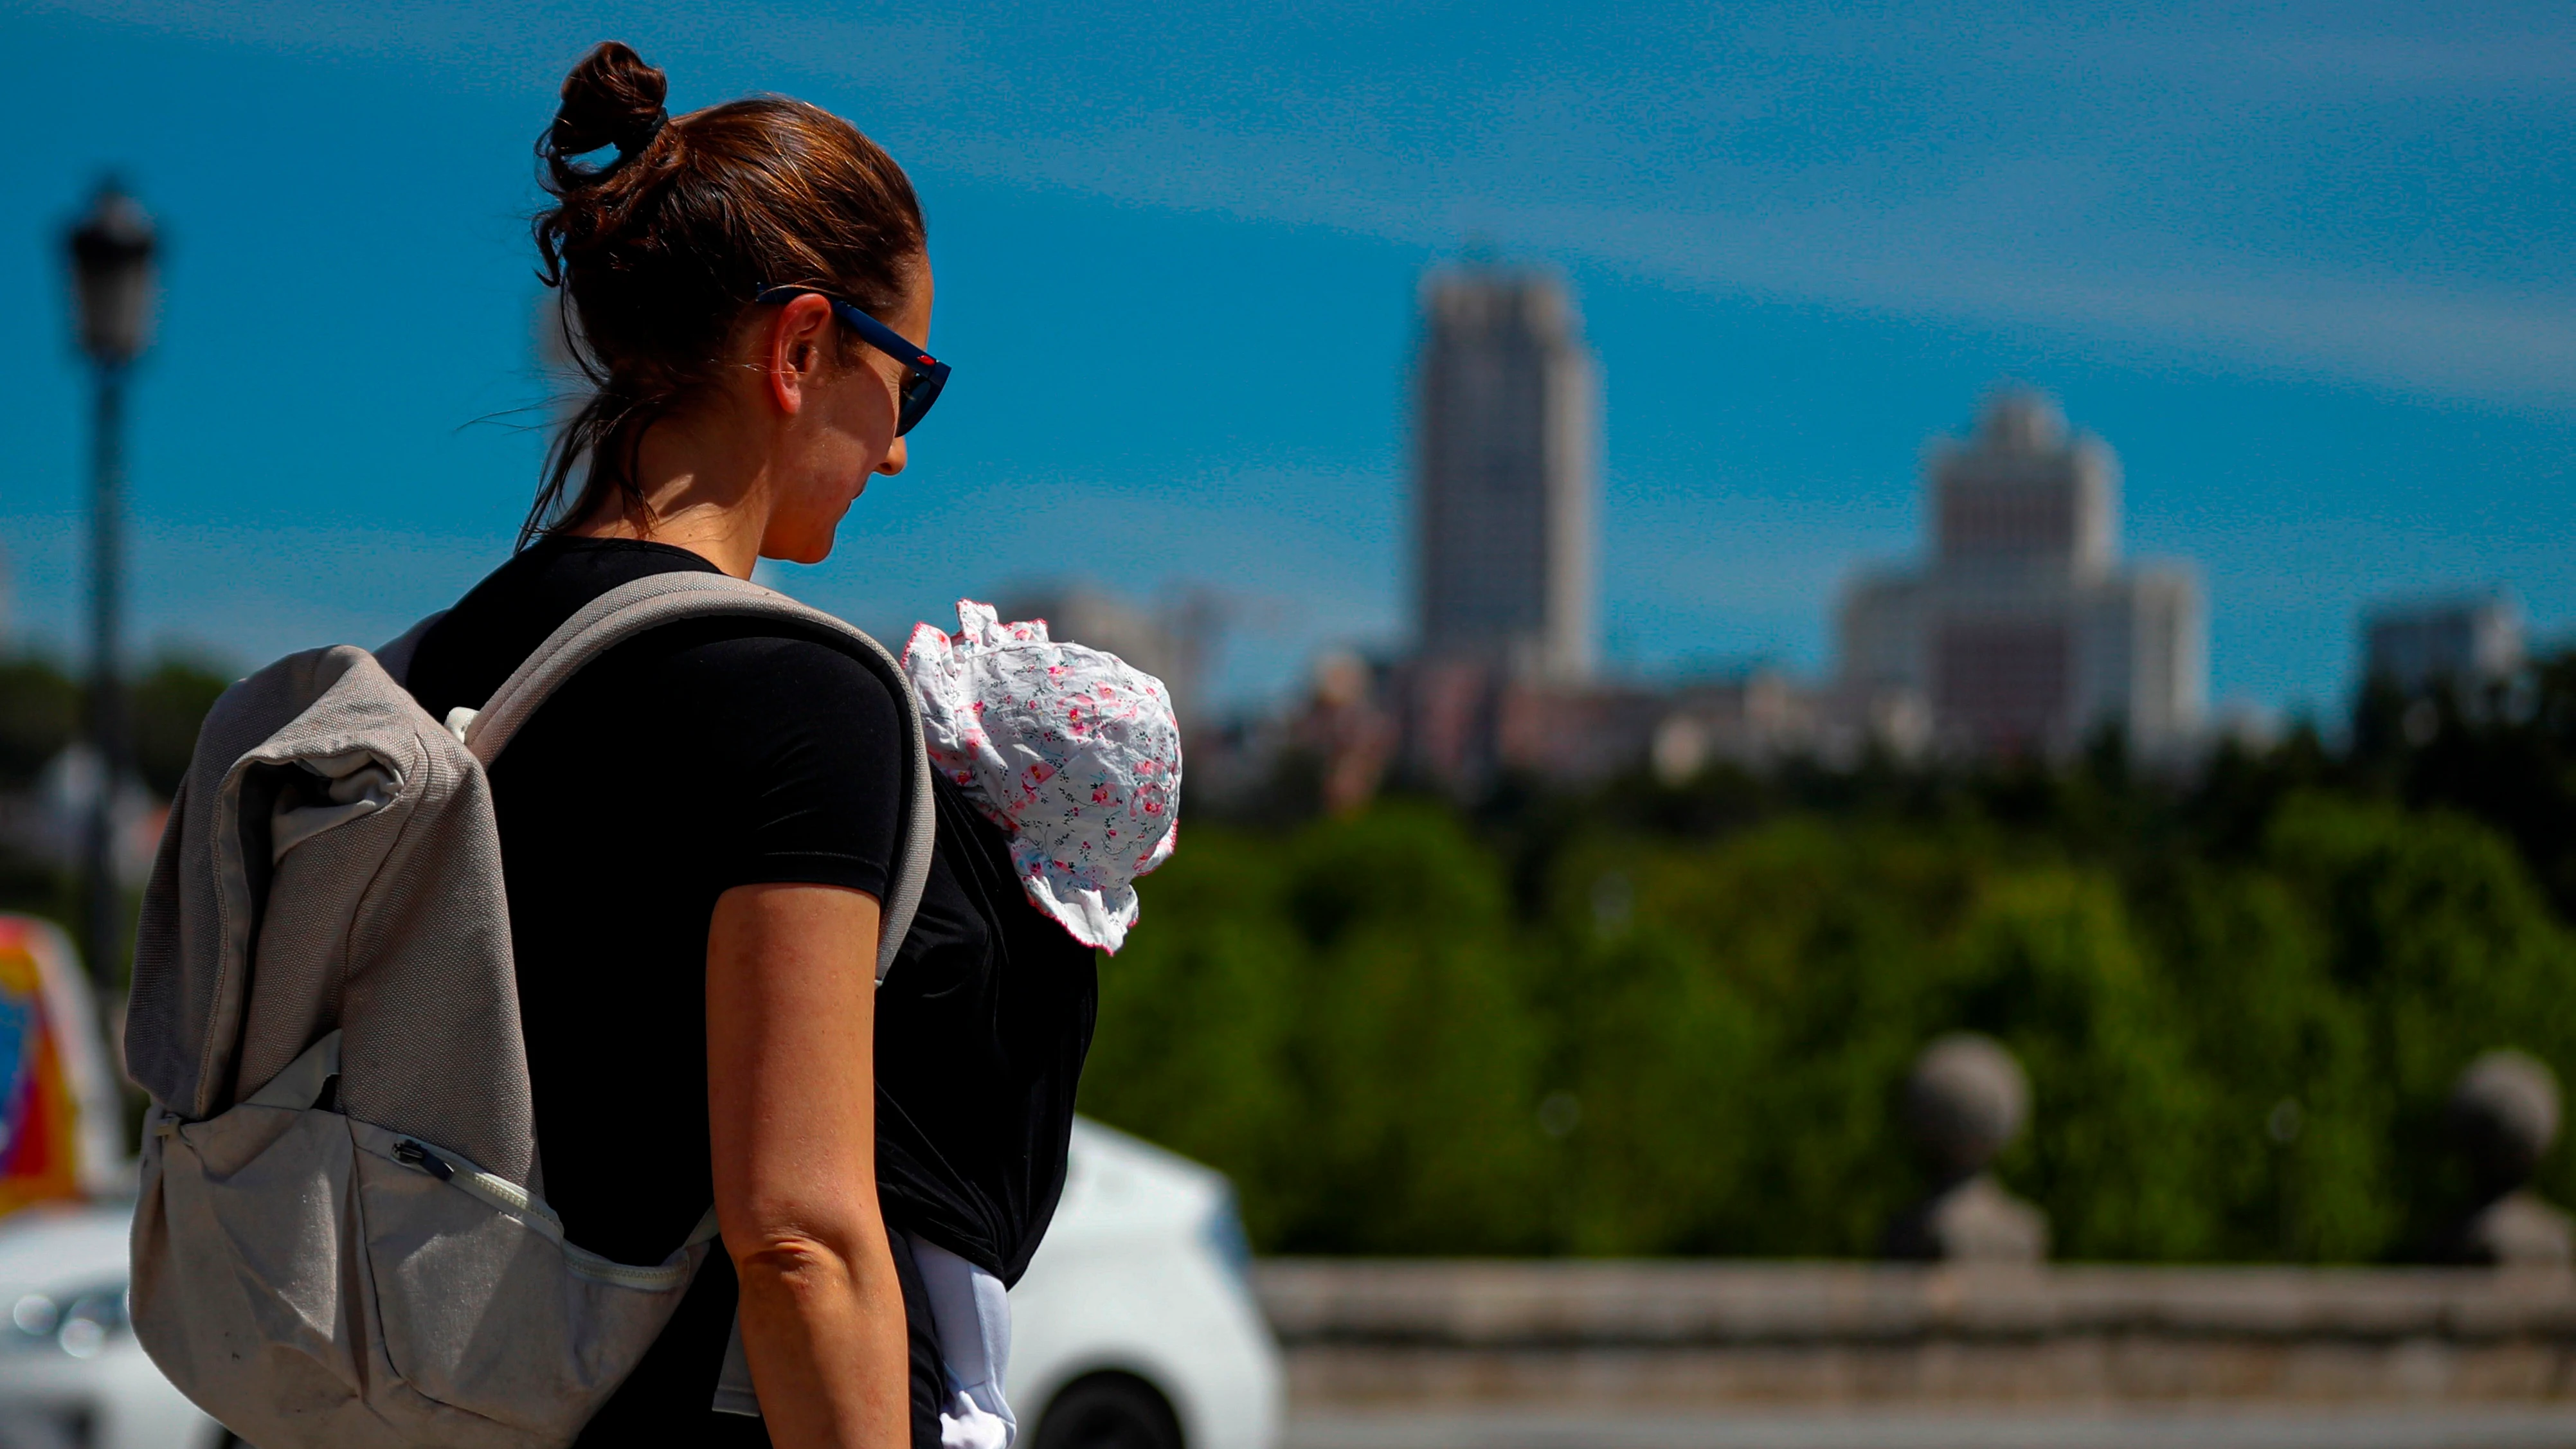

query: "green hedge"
xmin=1079 ymin=792 xmax=2576 ymax=1261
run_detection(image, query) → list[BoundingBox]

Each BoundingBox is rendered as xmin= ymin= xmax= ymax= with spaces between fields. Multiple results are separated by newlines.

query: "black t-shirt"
xmin=404 ymin=537 xmax=1098 ymax=1444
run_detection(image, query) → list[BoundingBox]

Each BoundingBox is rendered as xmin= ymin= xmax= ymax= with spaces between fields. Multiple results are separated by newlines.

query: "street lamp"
xmin=64 ymin=181 xmax=154 ymax=992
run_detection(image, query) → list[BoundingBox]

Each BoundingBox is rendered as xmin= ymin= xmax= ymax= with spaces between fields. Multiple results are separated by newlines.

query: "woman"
xmin=402 ymin=42 xmax=1095 ymax=1449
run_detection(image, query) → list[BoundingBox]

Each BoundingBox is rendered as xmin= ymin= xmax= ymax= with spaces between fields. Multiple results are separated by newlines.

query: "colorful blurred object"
xmin=0 ymin=915 xmax=124 ymax=1214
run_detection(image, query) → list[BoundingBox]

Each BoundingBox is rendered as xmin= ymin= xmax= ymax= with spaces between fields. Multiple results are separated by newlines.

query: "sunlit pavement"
xmin=1282 ymin=1406 xmax=2576 ymax=1449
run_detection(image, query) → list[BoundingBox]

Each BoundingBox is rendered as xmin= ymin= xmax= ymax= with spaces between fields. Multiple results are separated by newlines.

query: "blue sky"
xmin=1 ymin=0 xmax=2569 ymax=717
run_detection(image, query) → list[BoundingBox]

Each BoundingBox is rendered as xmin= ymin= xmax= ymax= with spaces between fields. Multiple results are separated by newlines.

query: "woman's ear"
xmin=764 ymin=292 xmax=837 ymax=416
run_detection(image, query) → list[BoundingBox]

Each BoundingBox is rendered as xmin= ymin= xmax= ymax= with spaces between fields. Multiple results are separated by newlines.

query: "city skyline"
xmin=0 ymin=3 xmax=2568 ymax=721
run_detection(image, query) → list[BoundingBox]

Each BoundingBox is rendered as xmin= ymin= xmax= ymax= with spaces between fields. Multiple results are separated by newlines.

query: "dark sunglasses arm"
xmin=752 ymin=284 xmax=942 ymax=368
xmin=833 ymin=300 xmax=944 ymax=372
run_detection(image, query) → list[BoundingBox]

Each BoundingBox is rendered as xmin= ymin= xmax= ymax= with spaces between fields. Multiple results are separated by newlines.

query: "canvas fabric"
xmin=125 ymin=572 xmax=934 ymax=1449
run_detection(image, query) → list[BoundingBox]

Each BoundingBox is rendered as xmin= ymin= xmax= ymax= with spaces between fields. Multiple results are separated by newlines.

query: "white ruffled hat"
xmin=901 ymin=601 xmax=1182 ymax=953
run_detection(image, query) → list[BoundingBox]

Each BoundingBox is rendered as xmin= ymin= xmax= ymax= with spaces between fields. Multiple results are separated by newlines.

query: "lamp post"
xmin=65 ymin=181 xmax=154 ymax=991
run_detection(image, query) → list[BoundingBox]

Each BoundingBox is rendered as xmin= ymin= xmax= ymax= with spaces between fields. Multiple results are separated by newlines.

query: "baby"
xmin=902 ymin=600 xmax=1182 ymax=951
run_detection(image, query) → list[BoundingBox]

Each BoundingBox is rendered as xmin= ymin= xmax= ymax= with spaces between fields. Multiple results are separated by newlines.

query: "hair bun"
xmin=548 ymin=41 xmax=669 ymax=176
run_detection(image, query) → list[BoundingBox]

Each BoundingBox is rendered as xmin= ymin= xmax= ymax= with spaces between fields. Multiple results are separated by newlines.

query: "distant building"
xmin=1389 ymin=658 xmax=1664 ymax=791
xmin=1836 ymin=392 xmax=2205 ymax=760
xmin=2363 ymin=593 xmax=2523 ymax=696
xmin=1289 ymin=652 xmax=1401 ymax=816
xmin=1414 ymin=265 xmax=1597 ymax=682
xmin=1646 ymin=671 xmax=1832 ymax=783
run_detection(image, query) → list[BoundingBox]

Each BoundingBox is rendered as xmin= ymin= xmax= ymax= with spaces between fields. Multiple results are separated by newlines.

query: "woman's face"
xmin=761 ymin=264 xmax=934 ymax=565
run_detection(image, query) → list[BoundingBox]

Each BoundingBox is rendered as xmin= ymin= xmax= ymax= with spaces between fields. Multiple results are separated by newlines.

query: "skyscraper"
xmin=1413 ymin=266 xmax=1597 ymax=681
xmin=1838 ymin=392 xmax=2205 ymax=759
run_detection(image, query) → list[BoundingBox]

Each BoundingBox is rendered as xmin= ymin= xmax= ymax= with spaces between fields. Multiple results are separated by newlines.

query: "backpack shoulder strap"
xmin=461 ymin=572 xmax=935 ymax=984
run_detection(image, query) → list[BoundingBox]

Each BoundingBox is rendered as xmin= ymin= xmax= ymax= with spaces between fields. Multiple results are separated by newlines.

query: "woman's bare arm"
xmin=707 ymin=882 xmax=909 ymax=1449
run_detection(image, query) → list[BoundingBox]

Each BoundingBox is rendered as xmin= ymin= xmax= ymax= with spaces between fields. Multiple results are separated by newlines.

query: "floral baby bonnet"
xmin=901 ymin=600 xmax=1182 ymax=953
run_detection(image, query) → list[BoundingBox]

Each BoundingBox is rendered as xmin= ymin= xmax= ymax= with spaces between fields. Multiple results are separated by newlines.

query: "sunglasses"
xmin=753 ymin=284 xmax=950 ymax=436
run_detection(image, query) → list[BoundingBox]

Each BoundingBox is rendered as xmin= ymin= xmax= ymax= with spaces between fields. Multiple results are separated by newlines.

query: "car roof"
xmin=0 ymin=1201 xmax=134 ymax=1295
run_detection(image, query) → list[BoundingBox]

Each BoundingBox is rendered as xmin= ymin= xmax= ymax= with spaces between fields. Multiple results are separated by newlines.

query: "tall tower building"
xmin=1838 ymin=391 xmax=2205 ymax=759
xmin=1414 ymin=266 xmax=1597 ymax=681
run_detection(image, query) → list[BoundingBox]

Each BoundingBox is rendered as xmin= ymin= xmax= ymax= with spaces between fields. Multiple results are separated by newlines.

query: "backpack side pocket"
xmin=348 ymin=1115 xmax=713 ymax=1432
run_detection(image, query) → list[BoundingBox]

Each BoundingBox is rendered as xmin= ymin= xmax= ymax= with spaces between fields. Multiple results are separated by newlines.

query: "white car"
xmin=0 ymin=1119 xmax=1279 ymax=1449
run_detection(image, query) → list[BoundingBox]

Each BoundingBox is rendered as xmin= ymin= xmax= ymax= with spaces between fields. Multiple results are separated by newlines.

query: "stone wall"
xmin=1256 ymin=1261 xmax=2576 ymax=1408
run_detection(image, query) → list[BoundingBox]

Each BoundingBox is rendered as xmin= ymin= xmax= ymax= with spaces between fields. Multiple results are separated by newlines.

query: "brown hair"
xmin=527 ymin=41 xmax=926 ymax=546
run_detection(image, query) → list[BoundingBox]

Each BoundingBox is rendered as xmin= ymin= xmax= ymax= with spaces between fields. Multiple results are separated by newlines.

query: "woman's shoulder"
xmin=658 ymin=629 xmax=910 ymax=881
xmin=667 ymin=627 xmax=899 ymax=696
xmin=654 ymin=626 xmax=906 ymax=758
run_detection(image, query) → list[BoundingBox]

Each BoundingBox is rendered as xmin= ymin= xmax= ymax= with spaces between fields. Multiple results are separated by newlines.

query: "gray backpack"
xmin=123 ymin=572 xmax=935 ymax=1449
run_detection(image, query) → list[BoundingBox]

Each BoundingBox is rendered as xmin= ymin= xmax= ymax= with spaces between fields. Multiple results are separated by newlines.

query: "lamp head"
xmin=68 ymin=181 xmax=156 ymax=366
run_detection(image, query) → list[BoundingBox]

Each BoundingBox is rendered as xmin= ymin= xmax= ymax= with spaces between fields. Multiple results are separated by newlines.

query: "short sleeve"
xmin=662 ymin=634 xmax=906 ymax=901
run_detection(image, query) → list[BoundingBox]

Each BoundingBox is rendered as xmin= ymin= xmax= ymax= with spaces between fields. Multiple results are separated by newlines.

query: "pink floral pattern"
xmin=902 ymin=601 xmax=1182 ymax=953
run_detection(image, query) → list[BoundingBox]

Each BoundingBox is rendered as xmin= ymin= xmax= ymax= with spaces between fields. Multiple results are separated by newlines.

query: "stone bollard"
xmin=2439 ymin=1049 xmax=2574 ymax=1268
xmin=1882 ymin=1032 xmax=2049 ymax=1263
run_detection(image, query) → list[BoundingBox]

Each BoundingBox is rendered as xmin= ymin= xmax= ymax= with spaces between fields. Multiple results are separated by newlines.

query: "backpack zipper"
xmin=386 ymin=1135 xmax=689 ymax=1292
xmin=392 ymin=1139 xmax=455 ymax=1182
xmin=388 ymin=1137 xmax=568 ymax=1233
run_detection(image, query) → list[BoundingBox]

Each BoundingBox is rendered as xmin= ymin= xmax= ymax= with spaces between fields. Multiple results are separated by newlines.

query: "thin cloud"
xmin=930 ymin=114 xmax=2576 ymax=410
xmin=28 ymin=0 xmax=2575 ymax=410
